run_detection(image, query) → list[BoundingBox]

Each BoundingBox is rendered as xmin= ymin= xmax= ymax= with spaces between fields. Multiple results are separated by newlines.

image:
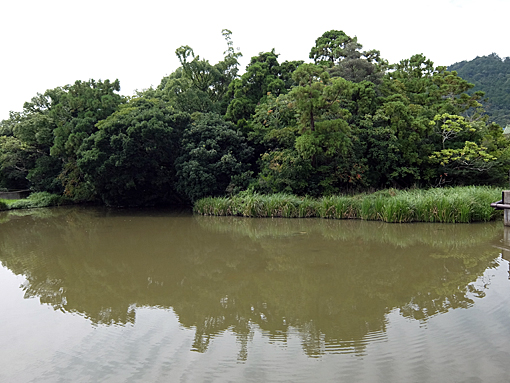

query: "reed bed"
xmin=193 ymin=186 xmax=502 ymax=223
xmin=194 ymin=193 xmax=318 ymax=218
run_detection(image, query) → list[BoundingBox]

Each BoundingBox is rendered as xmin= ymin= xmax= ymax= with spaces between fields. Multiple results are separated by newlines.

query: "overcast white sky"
xmin=1 ymin=0 xmax=509 ymax=121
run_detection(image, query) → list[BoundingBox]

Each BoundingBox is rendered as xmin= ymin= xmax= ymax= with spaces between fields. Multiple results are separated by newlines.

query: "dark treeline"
xmin=1 ymin=30 xmax=509 ymax=207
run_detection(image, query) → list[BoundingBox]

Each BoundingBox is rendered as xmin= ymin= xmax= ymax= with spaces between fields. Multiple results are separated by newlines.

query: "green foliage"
xmin=48 ymin=79 xmax=124 ymax=198
xmin=0 ymin=79 xmax=123 ymax=196
xmin=357 ymin=54 xmax=502 ymax=188
xmin=286 ymin=64 xmax=367 ymax=194
xmin=249 ymin=93 xmax=298 ymax=146
xmin=247 ymin=94 xmax=305 ymax=192
xmin=449 ymin=53 xmax=510 ymax=126
xmin=175 ymin=113 xmax=253 ymax=202
xmin=156 ymin=68 xmax=216 ymax=113
xmin=327 ymin=53 xmax=386 ymax=85
xmin=309 ymin=30 xmax=361 ymax=67
xmin=382 ymin=54 xmax=482 ymax=115
xmin=158 ymin=30 xmax=242 ymax=115
xmin=7 ymin=192 xmax=71 ymax=209
xmin=289 ymin=65 xmax=353 ymax=151
xmin=426 ymin=113 xmax=509 ymax=185
xmin=50 ymin=79 xmax=123 ymax=159
xmin=256 ymin=149 xmax=314 ymax=195
xmin=430 ymin=113 xmax=475 ymax=149
xmin=0 ymin=88 xmax=64 ymax=191
xmin=78 ymin=98 xmax=190 ymax=206
xmin=28 ymin=155 xmax=63 ymax=193
xmin=2 ymin=30 xmax=510 ymax=207
xmin=0 ymin=135 xmax=32 ymax=189
xmin=225 ymin=49 xmax=302 ymax=126
xmin=194 ymin=186 xmax=501 ymax=223
xmin=430 ymin=141 xmax=495 ymax=166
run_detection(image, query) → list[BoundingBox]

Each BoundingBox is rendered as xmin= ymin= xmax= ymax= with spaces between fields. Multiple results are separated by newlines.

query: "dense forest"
xmin=1 ymin=30 xmax=509 ymax=207
xmin=449 ymin=53 xmax=510 ymax=127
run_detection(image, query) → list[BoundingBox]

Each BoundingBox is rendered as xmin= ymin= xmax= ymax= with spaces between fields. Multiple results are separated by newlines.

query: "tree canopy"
xmin=175 ymin=113 xmax=253 ymax=202
xmin=1 ymin=29 xmax=508 ymax=205
xmin=78 ymin=98 xmax=190 ymax=206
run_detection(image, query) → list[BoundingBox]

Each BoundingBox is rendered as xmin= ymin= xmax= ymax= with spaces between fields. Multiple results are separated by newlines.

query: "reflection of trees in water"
xmin=194 ymin=214 xmax=501 ymax=250
xmin=0 ymin=207 xmax=502 ymax=358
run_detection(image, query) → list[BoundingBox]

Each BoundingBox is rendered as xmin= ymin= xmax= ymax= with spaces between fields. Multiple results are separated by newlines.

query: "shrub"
xmin=8 ymin=192 xmax=71 ymax=210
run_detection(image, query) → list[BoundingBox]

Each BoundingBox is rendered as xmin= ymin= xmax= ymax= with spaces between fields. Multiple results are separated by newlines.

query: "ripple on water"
xmin=324 ymin=329 xmax=388 ymax=356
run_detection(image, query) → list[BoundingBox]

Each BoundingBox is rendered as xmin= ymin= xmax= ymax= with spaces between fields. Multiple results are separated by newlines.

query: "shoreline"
xmin=193 ymin=186 xmax=503 ymax=223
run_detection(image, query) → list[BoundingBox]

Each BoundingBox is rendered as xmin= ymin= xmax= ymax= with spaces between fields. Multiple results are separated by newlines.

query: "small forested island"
xmin=1 ymin=30 xmax=509 ymax=222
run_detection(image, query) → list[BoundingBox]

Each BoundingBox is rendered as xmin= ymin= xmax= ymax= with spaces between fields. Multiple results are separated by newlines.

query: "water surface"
xmin=1 ymin=206 xmax=510 ymax=382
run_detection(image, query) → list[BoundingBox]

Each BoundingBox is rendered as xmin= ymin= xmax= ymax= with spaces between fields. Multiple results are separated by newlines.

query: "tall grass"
xmin=193 ymin=186 xmax=502 ymax=223
xmin=318 ymin=195 xmax=361 ymax=219
xmin=195 ymin=193 xmax=318 ymax=218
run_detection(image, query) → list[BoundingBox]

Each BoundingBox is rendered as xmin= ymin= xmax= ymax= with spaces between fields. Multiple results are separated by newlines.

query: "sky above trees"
xmin=1 ymin=0 xmax=509 ymax=121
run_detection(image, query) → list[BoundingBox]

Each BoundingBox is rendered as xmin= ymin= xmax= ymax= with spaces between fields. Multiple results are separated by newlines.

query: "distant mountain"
xmin=449 ymin=53 xmax=510 ymax=127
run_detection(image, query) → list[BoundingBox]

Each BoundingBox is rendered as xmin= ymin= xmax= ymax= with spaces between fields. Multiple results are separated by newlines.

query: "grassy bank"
xmin=0 ymin=192 xmax=72 ymax=211
xmin=194 ymin=186 xmax=503 ymax=223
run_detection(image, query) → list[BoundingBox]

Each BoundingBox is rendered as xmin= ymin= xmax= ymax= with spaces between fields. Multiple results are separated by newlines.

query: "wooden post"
xmin=504 ymin=191 xmax=510 ymax=226
xmin=503 ymin=226 xmax=510 ymax=279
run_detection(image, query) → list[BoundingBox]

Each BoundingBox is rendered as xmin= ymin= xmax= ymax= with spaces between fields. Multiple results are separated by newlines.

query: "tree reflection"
xmin=0 ymin=207 xmax=502 ymax=358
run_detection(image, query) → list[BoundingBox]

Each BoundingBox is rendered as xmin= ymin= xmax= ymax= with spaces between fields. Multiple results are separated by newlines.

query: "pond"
xmin=1 ymin=206 xmax=510 ymax=382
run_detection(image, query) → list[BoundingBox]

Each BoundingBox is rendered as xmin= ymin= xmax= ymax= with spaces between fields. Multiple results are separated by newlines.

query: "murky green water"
xmin=1 ymin=206 xmax=510 ymax=382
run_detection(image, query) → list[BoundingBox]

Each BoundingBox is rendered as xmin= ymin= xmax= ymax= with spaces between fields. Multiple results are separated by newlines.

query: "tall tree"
xmin=309 ymin=30 xmax=361 ymax=67
xmin=0 ymin=87 xmax=64 ymax=192
xmin=0 ymin=80 xmax=123 ymax=196
xmin=158 ymin=29 xmax=242 ymax=115
xmin=48 ymin=79 xmax=124 ymax=198
xmin=225 ymin=49 xmax=302 ymax=128
xmin=289 ymin=64 xmax=363 ymax=194
xmin=362 ymin=54 xmax=506 ymax=187
xmin=175 ymin=113 xmax=253 ymax=202
xmin=289 ymin=63 xmax=352 ymax=134
xmin=78 ymin=98 xmax=190 ymax=206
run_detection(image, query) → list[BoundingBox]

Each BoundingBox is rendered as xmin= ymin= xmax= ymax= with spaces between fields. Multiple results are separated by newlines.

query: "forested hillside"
xmin=449 ymin=54 xmax=510 ymax=127
xmin=1 ymin=30 xmax=509 ymax=206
